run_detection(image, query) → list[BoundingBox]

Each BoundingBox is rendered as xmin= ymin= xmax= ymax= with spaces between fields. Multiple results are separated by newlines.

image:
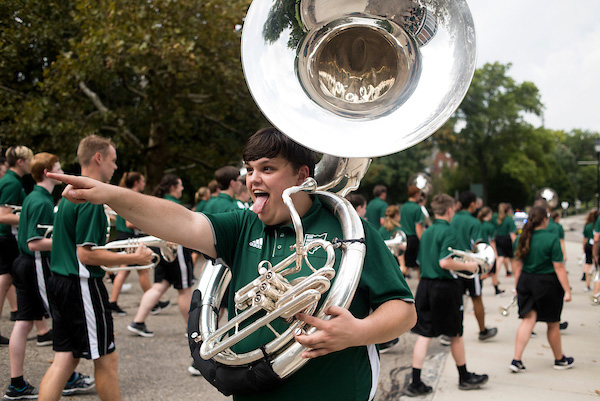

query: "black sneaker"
xmin=559 ymin=321 xmax=568 ymax=330
xmin=4 ymin=381 xmax=38 ymax=400
xmin=530 ymin=331 xmax=537 ymax=338
xmin=478 ymin=327 xmax=498 ymax=341
xmin=495 ymin=288 xmax=506 ymax=296
xmin=109 ymin=302 xmax=127 ymax=316
xmin=403 ymin=381 xmax=433 ymax=397
xmin=62 ymin=372 xmax=95 ymax=395
xmin=150 ymin=300 xmax=171 ymax=315
xmin=10 ymin=311 xmax=17 ymax=322
xmin=36 ymin=330 xmax=53 ymax=347
xmin=553 ymin=355 xmax=574 ymax=370
xmin=509 ymin=359 xmax=526 ymax=373
xmin=0 ymin=335 xmax=9 ymax=347
xmin=458 ymin=372 xmax=488 ymax=390
xmin=127 ymin=322 xmax=154 ymax=337
xmin=378 ymin=338 xmax=399 ymax=354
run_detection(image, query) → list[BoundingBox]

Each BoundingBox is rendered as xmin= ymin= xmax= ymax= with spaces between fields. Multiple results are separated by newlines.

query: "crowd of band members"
xmin=0 ymin=137 xmax=583 ymax=400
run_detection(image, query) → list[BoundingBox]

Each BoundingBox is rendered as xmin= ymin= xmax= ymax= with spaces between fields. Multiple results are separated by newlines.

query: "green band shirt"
xmin=450 ymin=210 xmax=482 ymax=251
xmin=399 ymin=201 xmax=424 ymax=236
xmin=17 ymin=185 xmax=54 ymax=258
xmin=514 ymin=229 xmax=563 ymax=274
xmin=203 ymin=193 xmax=237 ymax=214
xmin=364 ymin=197 xmax=387 ymax=229
xmin=417 ymin=219 xmax=456 ymax=280
xmin=0 ymin=170 xmax=26 ymax=236
xmin=493 ymin=214 xmax=517 ymax=237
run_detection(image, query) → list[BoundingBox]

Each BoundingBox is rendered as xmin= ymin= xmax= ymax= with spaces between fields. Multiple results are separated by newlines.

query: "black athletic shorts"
xmin=457 ymin=274 xmax=482 ymax=297
xmin=47 ymin=274 xmax=115 ymax=359
xmin=405 ymin=235 xmax=420 ymax=268
xmin=411 ymin=279 xmax=464 ymax=338
xmin=517 ymin=272 xmax=564 ymax=322
xmin=495 ymin=235 xmax=514 ymax=258
xmin=13 ymin=254 xmax=51 ymax=321
xmin=154 ymin=245 xmax=195 ymax=290
xmin=584 ymin=242 xmax=593 ymax=265
xmin=0 ymin=234 xmax=19 ymax=275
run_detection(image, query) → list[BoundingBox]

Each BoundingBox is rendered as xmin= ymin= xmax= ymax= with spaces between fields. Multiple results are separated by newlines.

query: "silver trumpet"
xmin=500 ymin=295 xmax=517 ymax=316
xmin=385 ymin=230 xmax=407 ymax=257
xmin=92 ymin=235 xmax=177 ymax=272
xmin=448 ymin=243 xmax=495 ymax=279
xmin=37 ymin=224 xmax=54 ymax=238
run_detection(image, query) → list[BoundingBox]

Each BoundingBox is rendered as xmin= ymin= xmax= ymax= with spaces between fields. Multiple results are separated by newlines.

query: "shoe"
xmin=62 ymin=372 xmax=95 ymax=395
xmin=509 ymin=359 xmax=526 ymax=373
xmin=0 ymin=335 xmax=9 ymax=347
xmin=584 ymin=286 xmax=591 ymax=292
xmin=10 ymin=311 xmax=17 ymax=322
xmin=495 ymin=288 xmax=506 ymax=296
xmin=378 ymin=338 xmax=399 ymax=354
xmin=127 ymin=322 xmax=154 ymax=337
xmin=530 ymin=331 xmax=537 ymax=338
xmin=506 ymin=271 xmax=512 ymax=277
xmin=559 ymin=321 xmax=568 ymax=330
xmin=458 ymin=372 xmax=488 ymax=390
xmin=478 ymin=327 xmax=498 ymax=341
xmin=121 ymin=283 xmax=132 ymax=293
xmin=439 ymin=335 xmax=451 ymax=346
xmin=109 ymin=302 xmax=127 ymax=316
xmin=36 ymin=330 xmax=53 ymax=347
xmin=592 ymin=294 xmax=600 ymax=306
xmin=150 ymin=300 xmax=171 ymax=315
xmin=403 ymin=381 xmax=432 ymax=397
xmin=4 ymin=382 xmax=38 ymax=400
xmin=553 ymin=355 xmax=574 ymax=370
xmin=188 ymin=365 xmax=202 ymax=376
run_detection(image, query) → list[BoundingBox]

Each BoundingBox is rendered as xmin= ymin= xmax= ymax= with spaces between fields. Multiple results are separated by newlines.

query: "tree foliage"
xmin=1 ymin=0 xmax=265 ymax=199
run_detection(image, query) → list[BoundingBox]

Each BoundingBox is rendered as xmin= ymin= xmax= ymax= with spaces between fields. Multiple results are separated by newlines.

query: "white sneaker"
xmin=121 ymin=283 xmax=132 ymax=293
xmin=188 ymin=365 xmax=201 ymax=376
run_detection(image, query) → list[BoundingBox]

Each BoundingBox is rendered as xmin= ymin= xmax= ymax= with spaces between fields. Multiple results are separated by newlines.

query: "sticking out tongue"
xmin=252 ymin=195 xmax=269 ymax=214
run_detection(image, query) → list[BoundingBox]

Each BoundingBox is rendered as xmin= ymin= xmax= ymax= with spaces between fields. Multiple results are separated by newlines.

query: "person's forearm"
xmin=0 ymin=210 xmax=19 ymax=226
xmin=358 ymin=299 xmax=416 ymax=345
xmin=28 ymin=238 xmax=52 ymax=252
xmin=554 ymin=263 xmax=570 ymax=295
xmin=416 ymin=223 xmax=424 ymax=240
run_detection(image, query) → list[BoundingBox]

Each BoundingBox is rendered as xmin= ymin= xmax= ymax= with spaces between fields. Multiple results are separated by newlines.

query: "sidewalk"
xmin=429 ymin=215 xmax=600 ymax=400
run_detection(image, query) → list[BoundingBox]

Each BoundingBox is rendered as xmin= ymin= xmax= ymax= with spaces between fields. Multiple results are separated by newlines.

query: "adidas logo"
xmin=249 ymin=238 xmax=263 ymax=250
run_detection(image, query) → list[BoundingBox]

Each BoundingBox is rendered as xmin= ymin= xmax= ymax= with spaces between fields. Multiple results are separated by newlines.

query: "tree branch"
xmin=200 ymin=114 xmax=242 ymax=135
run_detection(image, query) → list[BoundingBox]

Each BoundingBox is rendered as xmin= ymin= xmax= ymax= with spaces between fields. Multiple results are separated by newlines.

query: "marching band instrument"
xmin=409 ymin=172 xmax=433 ymax=198
xmin=190 ymin=0 xmax=477 ymax=391
xmin=1 ymin=204 xmax=22 ymax=213
xmin=37 ymin=224 xmax=53 ymax=238
xmin=91 ymin=236 xmax=177 ymax=272
xmin=499 ymin=295 xmax=517 ymax=316
xmin=448 ymin=242 xmax=495 ymax=279
xmin=536 ymin=187 xmax=559 ymax=209
xmin=385 ymin=230 xmax=407 ymax=257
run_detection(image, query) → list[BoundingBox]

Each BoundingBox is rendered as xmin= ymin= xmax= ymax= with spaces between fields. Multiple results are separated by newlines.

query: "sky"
xmin=467 ymin=0 xmax=600 ymax=133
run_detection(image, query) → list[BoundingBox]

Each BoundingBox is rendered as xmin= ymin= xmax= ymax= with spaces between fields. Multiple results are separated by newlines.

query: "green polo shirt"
xmin=480 ymin=220 xmax=495 ymax=244
xmin=194 ymin=199 xmax=208 ymax=213
xmin=51 ymin=199 xmax=108 ymax=278
xmin=115 ymin=214 xmax=134 ymax=234
xmin=584 ymin=223 xmax=593 ymax=243
xmin=450 ymin=210 xmax=482 ymax=251
xmin=493 ymin=214 xmax=517 ymax=237
xmin=17 ymin=185 xmax=54 ymax=257
xmin=514 ymin=229 xmax=563 ymax=275
xmin=547 ymin=220 xmax=564 ymax=240
xmin=365 ymin=197 xmax=387 ymax=229
xmin=417 ymin=219 xmax=456 ymax=280
xmin=378 ymin=225 xmax=402 ymax=241
xmin=400 ymin=200 xmax=424 ymax=236
xmin=594 ymin=215 xmax=600 ymax=235
xmin=204 ymin=196 xmax=413 ymax=401
xmin=203 ymin=192 xmax=237 ymax=214
xmin=0 ymin=170 xmax=26 ymax=236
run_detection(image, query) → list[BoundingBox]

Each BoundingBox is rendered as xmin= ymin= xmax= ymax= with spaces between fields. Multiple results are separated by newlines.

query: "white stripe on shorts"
xmin=34 ymin=251 xmax=50 ymax=315
xmin=177 ymin=245 xmax=188 ymax=288
xmin=367 ymin=343 xmax=380 ymax=401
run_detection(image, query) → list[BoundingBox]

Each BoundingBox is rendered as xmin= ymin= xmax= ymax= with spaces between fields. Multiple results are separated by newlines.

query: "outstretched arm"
xmin=47 ymin=172 xmax=217 ymax=258
xmin=294 ymin=299 xmax=416 ymax=358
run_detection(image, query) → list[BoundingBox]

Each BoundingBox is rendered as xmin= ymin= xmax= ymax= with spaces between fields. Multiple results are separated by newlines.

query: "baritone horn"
xmin=448 ymin=242 xmax=495 ymax=279
xmin=190 ymin=0 xmax=477 ymax=393
xmin=92 ymin=236 xmax=177 ymax=272
xmin=385 ymin=230 xmax=407 ymax=257
xmin=536 ymin=187 xmax=559 ymax=209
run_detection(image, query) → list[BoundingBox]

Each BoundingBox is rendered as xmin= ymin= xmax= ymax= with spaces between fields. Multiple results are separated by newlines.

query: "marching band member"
xmin=405 ymin=193 xmax=488 ymax=396
xmin=48 ymin=127 xmax=416 ymax=401
xmin=39 ymin=136 xmax=153 ymax=401
xmin=400 ymin=185 xmax=425 ymax=278
xmin=509 ymin=206 xmax=573 ymax=372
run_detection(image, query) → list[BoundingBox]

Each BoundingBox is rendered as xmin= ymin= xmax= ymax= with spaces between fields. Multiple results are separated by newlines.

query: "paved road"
xmin=1 ymin=214 xmax=596 ymax=400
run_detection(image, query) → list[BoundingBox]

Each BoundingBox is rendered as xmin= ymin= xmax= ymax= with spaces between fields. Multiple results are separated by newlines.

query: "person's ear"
xmin=297 ymin=165 xmax=309 ymax=183
xmin=92 ymin=152 xmax=103 ymax=165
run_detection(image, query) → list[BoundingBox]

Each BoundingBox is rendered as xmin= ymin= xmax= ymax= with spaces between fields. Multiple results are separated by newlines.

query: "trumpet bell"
xmin=241 ymin=0 xmax=476 ymax=157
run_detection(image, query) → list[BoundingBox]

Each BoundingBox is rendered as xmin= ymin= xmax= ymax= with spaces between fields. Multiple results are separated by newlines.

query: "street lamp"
xmin=595 ymin=139 xmax=600 ymax=209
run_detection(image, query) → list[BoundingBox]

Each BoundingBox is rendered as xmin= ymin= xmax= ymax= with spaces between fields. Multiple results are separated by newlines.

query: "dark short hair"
xmin=215 ymin=166 xmax=240 ymax=190
xmin=373 ymin=185 xmax=387 ymax=197
xmin=459 ymin=190 xmax=476 ymax=210
xmin=346 ymin=193 xmax=366 ymax=209
xmin=407 ymin=185 xmax=421 ymax=199
xmin=431 ymin=193 xmax=455 ymax=216
xmin=243 ymin=127 xmax=316 ymax=177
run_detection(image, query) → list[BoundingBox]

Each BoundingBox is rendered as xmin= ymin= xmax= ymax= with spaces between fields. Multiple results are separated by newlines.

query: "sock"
xmin=494 ymin=285 xmax=499 ymax=292
xmin=411 ymin=368 xmax=422 ymax=385
xmin=10 ymin=376 xmax=26 ymax=389
xmin=457 ymin=364 xmax=468 ymax=382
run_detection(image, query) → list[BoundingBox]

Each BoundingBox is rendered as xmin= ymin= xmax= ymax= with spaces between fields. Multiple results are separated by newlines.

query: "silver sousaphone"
xmin=190 ymin=0 xmax=476 ymax=391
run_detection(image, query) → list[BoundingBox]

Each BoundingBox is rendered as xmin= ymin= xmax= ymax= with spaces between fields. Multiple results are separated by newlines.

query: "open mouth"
xmin=253 ymin=191 xmax=269 ymax=214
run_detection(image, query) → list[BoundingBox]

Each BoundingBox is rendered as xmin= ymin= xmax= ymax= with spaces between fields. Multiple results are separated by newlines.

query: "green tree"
xmin=435 ymin=62 xmax=552 ymax=207
xmin=1 ymin=0 xmax=265 ymax=196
